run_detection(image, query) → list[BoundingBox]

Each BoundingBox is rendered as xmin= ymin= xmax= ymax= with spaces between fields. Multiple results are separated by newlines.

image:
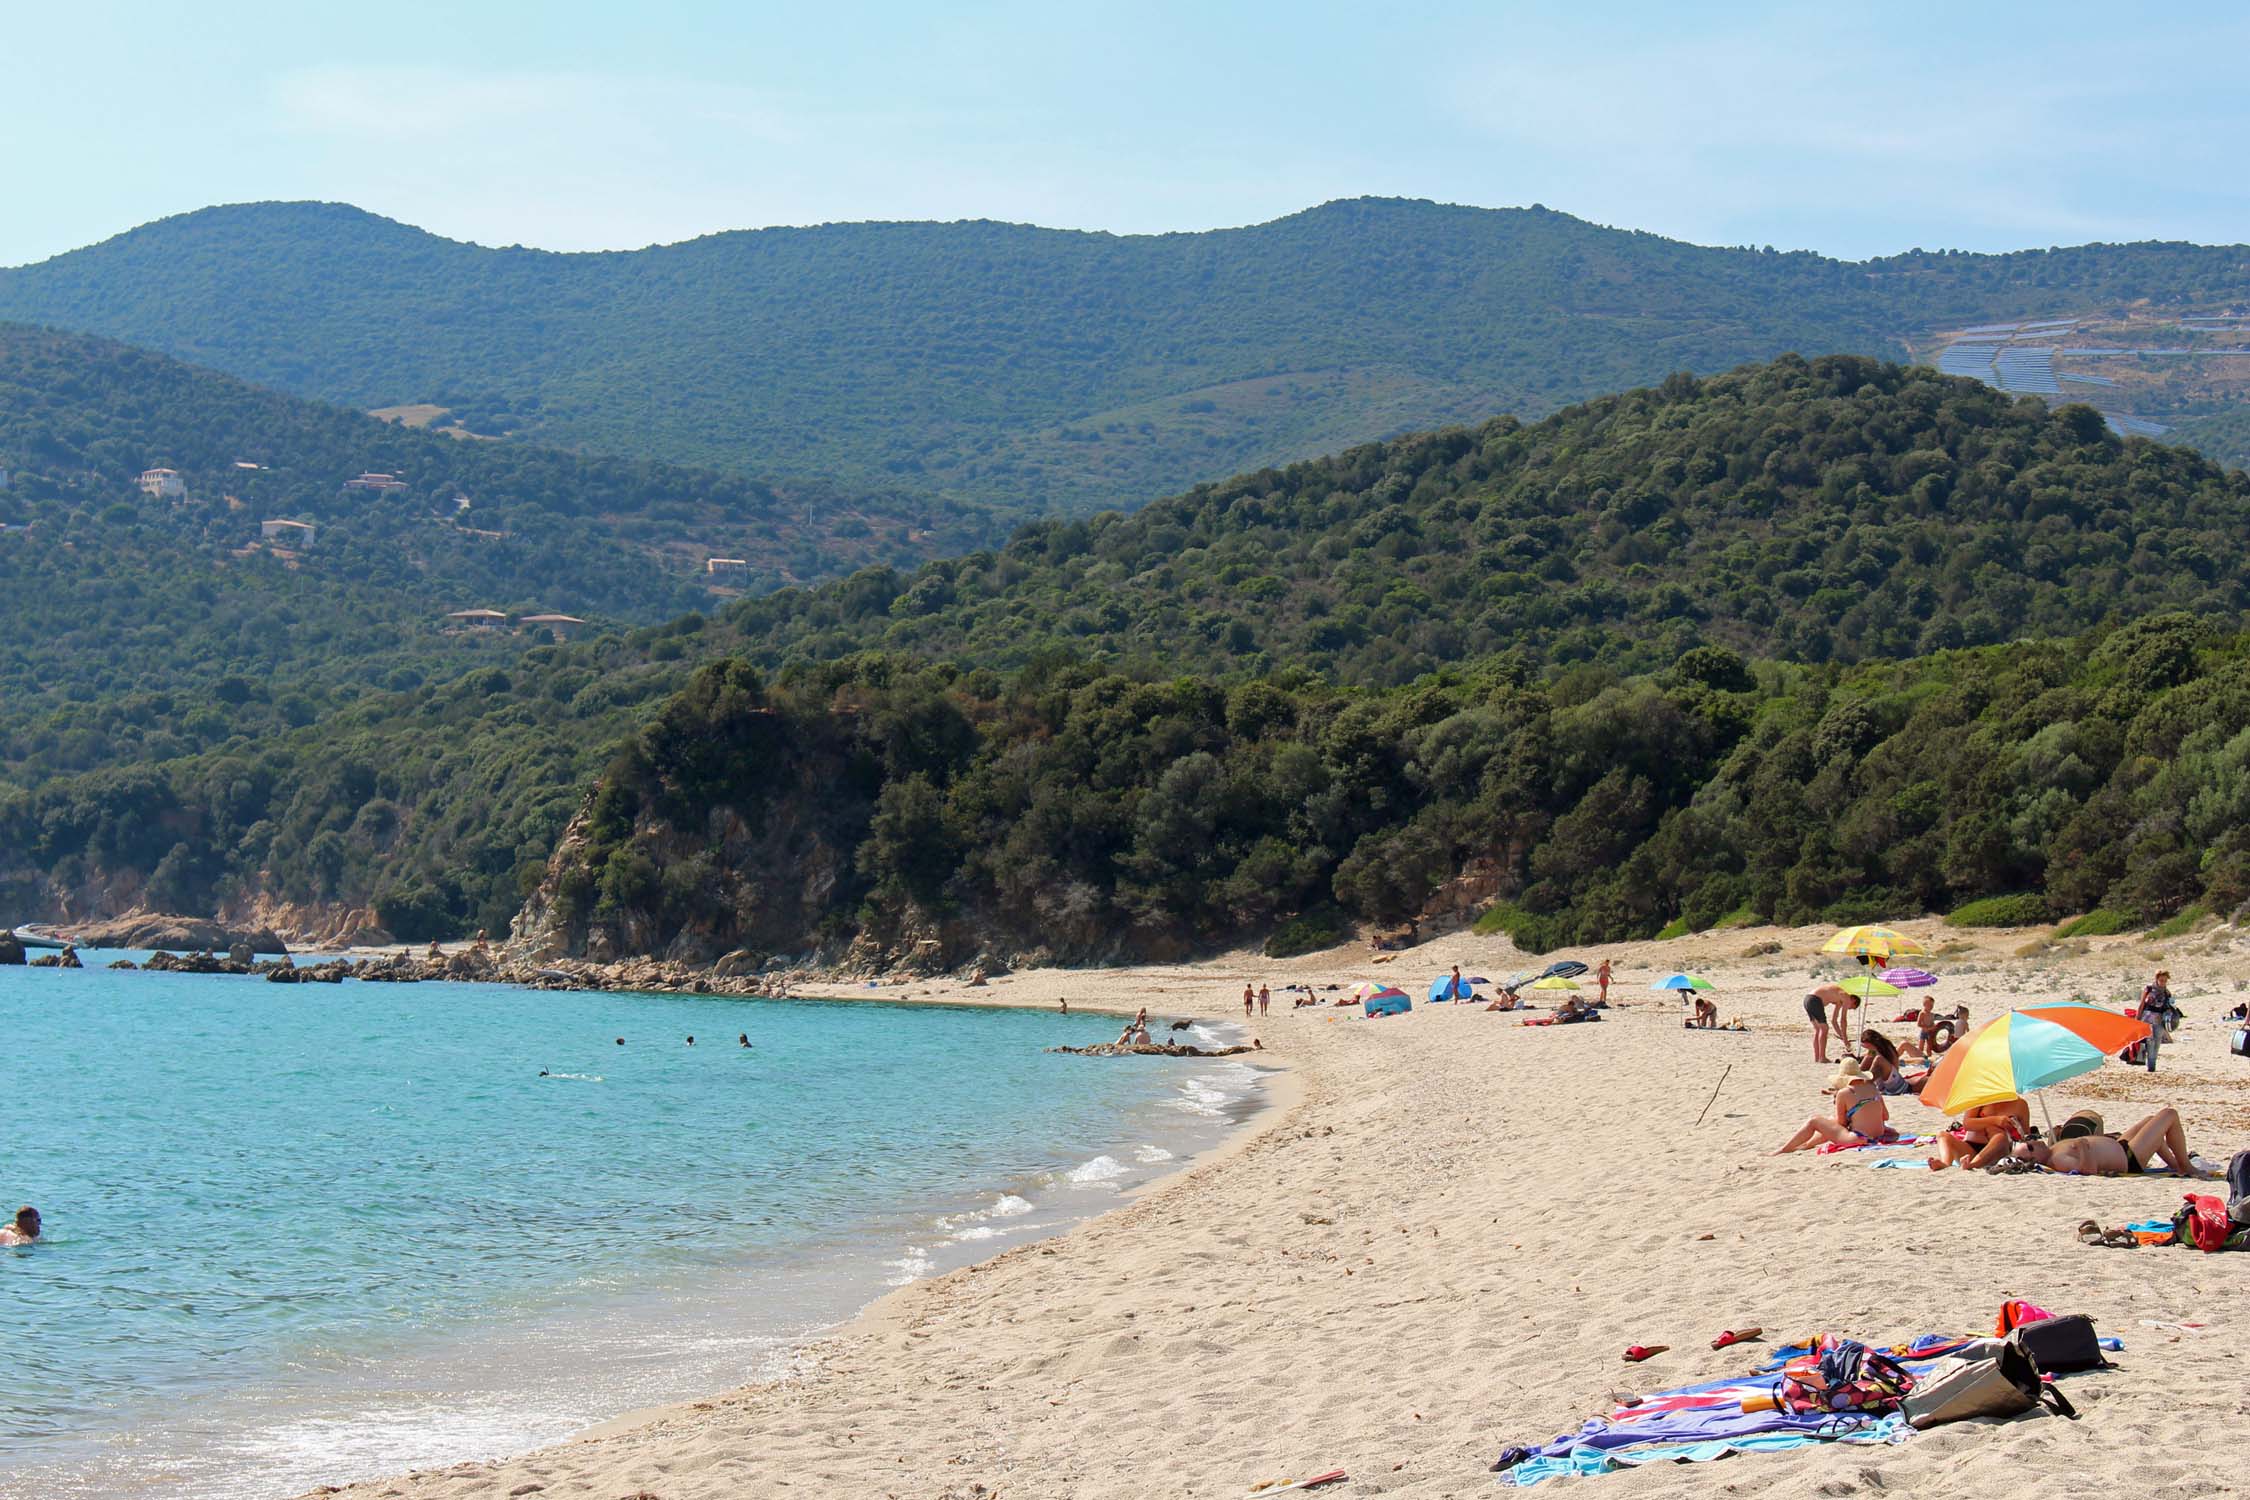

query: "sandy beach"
xmin=312 ymin=921 xmax=2248 ymax=1500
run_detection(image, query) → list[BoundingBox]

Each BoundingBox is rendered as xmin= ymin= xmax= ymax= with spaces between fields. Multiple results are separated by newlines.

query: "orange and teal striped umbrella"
xmin=1821 ymin=925 xmax=1927 ymax=962
xmin=1917 ymin=1002 xmax=2149 ymax=1113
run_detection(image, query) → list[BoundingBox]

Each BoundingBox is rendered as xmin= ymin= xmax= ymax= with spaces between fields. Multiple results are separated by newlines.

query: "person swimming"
xmin=686 ymin=1035 xmax=695 ymax=1045
xmin=1 ymin=1206 xmax=40 ymax=1245
xmin=739 ymin=1033 xmax=752 ymax=1048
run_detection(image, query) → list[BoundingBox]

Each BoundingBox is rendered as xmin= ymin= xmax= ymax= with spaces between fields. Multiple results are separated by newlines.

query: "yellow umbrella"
xmin=1528 ymin=976 xmax=1580 ymax=990
xmin=1820 ymin=925 xmax=1927 ymax=963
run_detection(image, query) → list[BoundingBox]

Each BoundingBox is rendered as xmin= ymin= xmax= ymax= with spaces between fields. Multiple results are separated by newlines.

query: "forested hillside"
xmin=0 ymin=324 xmax=980 ymax=793
xmin=8 ymin=198 xmax=2250 ymax=516
xmin=10 ymin=355 xmax=2250 ymax=951
xmin=508 ymin=611 xmax=2250 ymax=968
xmin=728 ymin=356 xmax=2250 ymax=681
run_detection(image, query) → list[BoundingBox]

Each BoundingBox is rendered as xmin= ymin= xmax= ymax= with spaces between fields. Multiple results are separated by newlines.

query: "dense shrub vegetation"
xmin=726 ymin=356 xmax=2250 ymax=680
xmin=529 ymin=609 xmax=2250 ymax=963
xmin=11 ymin=198 xmax=2250 ymax=517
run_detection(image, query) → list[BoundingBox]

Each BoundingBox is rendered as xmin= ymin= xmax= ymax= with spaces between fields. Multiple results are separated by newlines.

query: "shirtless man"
xmin=1242 ymin=984 xmax=1254 ymax=1020
xmin=1803 ymin=983 xmax=1851 ymax=1063
xmin=2013 ymin=1107 xmax=2209 ymax=1176
xmin=1775 ymin=1074 xmax=1888 ymax=1153
xmin=1 ymin=1206 xmax=40 ymax=1245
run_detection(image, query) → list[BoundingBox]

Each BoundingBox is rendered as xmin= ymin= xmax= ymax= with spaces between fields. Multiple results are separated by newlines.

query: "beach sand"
xmin=312 ymin=921 xmax=2248 ymax=1499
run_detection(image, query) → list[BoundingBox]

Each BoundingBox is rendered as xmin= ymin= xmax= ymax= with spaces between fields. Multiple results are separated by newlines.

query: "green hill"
xmin=0 ymin=323 xmax=985 ymax=793
xmin=9 ymin=198 xmax=2250 ymax=517
xmin=10 ymin=354 xmax=2250 ymax=951
xmin=726 ymin=355 xmax=2250 ymax=681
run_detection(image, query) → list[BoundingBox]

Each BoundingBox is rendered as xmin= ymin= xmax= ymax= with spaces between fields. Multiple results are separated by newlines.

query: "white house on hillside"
xmin=706 ymin=557 xmax=750 ymax=576
xmin=139 ymin=467 xmax=185 ymax=500
xmin=260 ymin=518 xmax=317 ymax=544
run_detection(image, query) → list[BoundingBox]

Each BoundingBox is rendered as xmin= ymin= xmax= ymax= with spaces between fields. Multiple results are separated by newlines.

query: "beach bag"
xmin=2183 ymin=1194 xmax=2234 ymax=1253
xmin=1904 ymin=1344 xmax=2076 ymax=1429
xmin=1776 ymin=1337 xmax=1914 ymax=1415
xmin=2231 ymin=1027 xmax=2250 ymax=1059
xmin=2007 ymin=1313 xmax=2106 ymax=1372
xmin=2228 ymin=1150 xmax=2250 ymax=1226
xmin=1994 ymin=1299 xmax=2054 ymax=1335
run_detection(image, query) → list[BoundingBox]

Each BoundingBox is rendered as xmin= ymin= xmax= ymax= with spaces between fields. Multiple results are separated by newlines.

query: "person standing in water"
xmin=738 ymin=1033 xmax=752 ymax=1048
xmin=1 ymin=1206 xmax=40 ymax=1246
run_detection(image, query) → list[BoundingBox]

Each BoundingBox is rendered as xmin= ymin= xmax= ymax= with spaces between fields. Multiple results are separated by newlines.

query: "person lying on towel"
xmin=2013 ymin=1108 xmax=2213 ymax=1177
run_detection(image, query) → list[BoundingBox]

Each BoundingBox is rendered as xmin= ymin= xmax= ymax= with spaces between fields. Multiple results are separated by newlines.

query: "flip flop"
xmin=1622 ymin=1344 xmax=1669 ymax=1362
xmin=1711 ymin=1328 xmax=1763 ymax=1349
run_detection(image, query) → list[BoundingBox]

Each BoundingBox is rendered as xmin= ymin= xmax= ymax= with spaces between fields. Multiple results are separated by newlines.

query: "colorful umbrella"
xmin=1877 ymin=967 xmax=1938 ymax=988
xmin=1349 ymin=981 xmax=1399 ymax=1003
xmin=1361 ymin=984 xmax=1412 ymax=1017
xmin=1821 ymin=925 xmax=1927 ymax=962
xmin=1650 ymin=973 xmax=1715 ymax=992
xmin=1529 ymin=975 xmax=1580 ymax=991
xmin=1917 ymin=1002 xmax=2150 ymax=1114
xmin=1836 ymin=975 xmax=1901 ymax=1000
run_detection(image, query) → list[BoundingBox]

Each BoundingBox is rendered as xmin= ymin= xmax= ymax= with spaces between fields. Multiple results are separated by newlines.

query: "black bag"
xmin=2008 ymin=1314 xmax=2107 ymax=1373
xmin=2226 ymin=1148 xmax=2250 ymax=1227
xmin=1905 ymin=1342 xmax=2076 ymax=1429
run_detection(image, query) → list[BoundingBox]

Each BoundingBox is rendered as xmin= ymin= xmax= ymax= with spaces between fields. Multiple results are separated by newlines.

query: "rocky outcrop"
xmin=1049 ymin=1041 xmax=1263 ymax=1058
xmin=144 ymin=950 xmax=256 ymax=975
xmin=30 ymin=948 xmax=83 ymax=968
xmin=59 ymin=914 xmax=289 ymax=955
xmin=0 ymin=931 xmax=22 ymax=965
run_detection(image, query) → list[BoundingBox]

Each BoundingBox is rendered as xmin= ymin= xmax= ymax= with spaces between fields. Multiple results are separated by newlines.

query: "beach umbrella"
xmin=1349 ymin=980 xmax=1399 ymax=1003
xmin=1836 ymin=975 xmax=1902 ymax=1000
xmin=1821 ymin=925 xmax=1927 ymax=962
xmin=1529 ymin=975 xmax=1580 ymax=991
xmin=1650 ymin=973 xmax=1714 ymax=992
xmin=1917 ymin=1002 xmax=2150 ymax=1115
xmin=1541 ymin=960 xmax=1590 ymax=979
xmin=1877 ymin=967 xmax=1938 ymax=988
xmin=1428 ymin=974 xmax=1476 ymax=1002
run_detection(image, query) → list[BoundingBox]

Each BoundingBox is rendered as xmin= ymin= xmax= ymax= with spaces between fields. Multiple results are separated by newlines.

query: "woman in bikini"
xmin=1927 ymin=1097 xmax=2031 ymax=1170
xmin=1857 ymin=1030 xmax=1919 ymax=1095
xmin=1774 ymin=1071 xmax=1890 ymax=1153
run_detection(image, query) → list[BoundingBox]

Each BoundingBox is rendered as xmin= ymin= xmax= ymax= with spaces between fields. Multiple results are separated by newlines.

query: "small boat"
xmin=10 ymin=927 xmax=68 ymax=950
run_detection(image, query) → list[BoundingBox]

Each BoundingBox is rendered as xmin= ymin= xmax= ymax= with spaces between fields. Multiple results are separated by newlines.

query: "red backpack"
xmin=2183 ymin=1194 xmax=2234 ymax=1253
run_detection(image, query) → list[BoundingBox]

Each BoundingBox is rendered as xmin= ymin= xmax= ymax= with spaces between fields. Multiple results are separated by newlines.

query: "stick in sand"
xmin=1694 ymin=1064 xmax=1732 ymax=1127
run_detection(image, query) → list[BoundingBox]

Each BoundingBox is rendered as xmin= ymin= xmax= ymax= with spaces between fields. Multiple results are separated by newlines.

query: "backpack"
xmin=2006 ymin=1313 xmax=2107 ymax=1372
xmin=1905 ymin=1342 xmax=2077 ymax=1429
xmin=2228 ymin=1149 xmax=2250 ymax=1226
xmin=1775 ymin=1336 xmax=1915 ymax=1415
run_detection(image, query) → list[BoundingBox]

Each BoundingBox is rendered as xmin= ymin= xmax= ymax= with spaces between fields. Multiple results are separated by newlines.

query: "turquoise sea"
xmin=0 ymin=956 xmax=1263 ymax=1499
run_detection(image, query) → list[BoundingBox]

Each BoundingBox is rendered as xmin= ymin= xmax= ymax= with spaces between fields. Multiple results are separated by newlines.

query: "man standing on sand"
xmin=1243 ymin=984 xmax=1254 ymax=1019
xmin=1804 ymin=983 xmax=1851 ymax=1063
xmin=1596 ymin=959 xmax=1613 ymax=1006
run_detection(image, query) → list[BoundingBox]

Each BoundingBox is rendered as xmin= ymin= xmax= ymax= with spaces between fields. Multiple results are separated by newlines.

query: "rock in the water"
xmin=0 ymin=931 xmax=23 ymax=966
xmin=31 ymin=948 xmax=83 ymax=969
xmin=57 ymin=915 xmax=288 ymax=956
xmin=108 ymin=958 xmax=139 ymax=970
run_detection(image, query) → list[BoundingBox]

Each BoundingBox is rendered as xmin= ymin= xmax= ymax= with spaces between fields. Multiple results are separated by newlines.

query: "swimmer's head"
xmin=13 ymin=1206 xmax=39 ymax=1239
xmin=615 ymin=1037 xmax=624 ymax=1046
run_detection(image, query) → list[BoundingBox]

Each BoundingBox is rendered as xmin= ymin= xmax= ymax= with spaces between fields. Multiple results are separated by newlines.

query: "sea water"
xmin=0 ymin=958 xmax=1264 ymax=1499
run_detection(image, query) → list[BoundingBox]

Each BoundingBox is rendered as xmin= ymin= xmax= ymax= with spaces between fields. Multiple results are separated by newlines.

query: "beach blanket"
xmin=1496 ymin=1336 xmax=1988 ymax=1487
xmin=1815 ymin=1133 xmax=1933 ymax=1155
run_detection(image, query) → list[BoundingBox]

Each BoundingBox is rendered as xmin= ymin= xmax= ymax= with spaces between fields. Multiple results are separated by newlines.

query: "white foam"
xmin=1065 ymin=1154 xmax=1128 ymax=1184
xmin=884 ymin=1246 xmax=934 ymax=1286
xmin=1132 ymin=1144 xmax=1175 ymax=1164
xmin=950 ymin=1225 xmax=1000 ymax=1242
xmin=987 ymin=1193 xmax=1033 ymax=1218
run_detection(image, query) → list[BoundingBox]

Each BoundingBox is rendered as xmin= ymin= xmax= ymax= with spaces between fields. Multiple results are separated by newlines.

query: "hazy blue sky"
xmin=8 ymin=1 xmax=2249 ymax=266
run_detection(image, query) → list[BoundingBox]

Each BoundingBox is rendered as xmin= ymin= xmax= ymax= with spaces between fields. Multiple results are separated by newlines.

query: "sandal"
xmin=1622 ymin=1344 xmax=1669 ymax=1362
xmin=1711 ymin=1327 xmax=1764 ymax=1349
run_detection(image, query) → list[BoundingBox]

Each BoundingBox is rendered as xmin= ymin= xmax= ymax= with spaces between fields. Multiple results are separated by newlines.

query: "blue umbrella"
xmin=1429 ymin=974 xmax=1476 ymax=1002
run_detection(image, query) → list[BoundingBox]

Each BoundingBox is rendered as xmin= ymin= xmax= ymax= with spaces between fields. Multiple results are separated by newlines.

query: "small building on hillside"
xmin=444 ymin=608 xmax=509 ymax=629
xmin=706 ymin=557 xmax=750 ymax=576
xmin=344 ymin=472 xmax=409 ymax=492
xmin=260 ymin=518 xmax=316 ymax=544
xmin=139 ymin=467 xmax=185 ymax=500
xmin=233 ymin=460 xmax=265 ymax=471
xmin=519 ymin=613 xmax=588 ymax=639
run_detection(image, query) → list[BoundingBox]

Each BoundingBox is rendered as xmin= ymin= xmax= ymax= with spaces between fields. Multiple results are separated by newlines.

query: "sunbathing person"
xmin=1775 ymin=1065 xmax=1889 ymax=1153
xmin=1928 ymin=1098 xmax=2031 ymax=1171
xmin=1485 ymin=986 xmax=1522 ymax=1012
xmin=1857 ymin=1030 xmax=1919 ymax=1095
xmin=2012 ymin=1107 xmax=2210 ymax=1176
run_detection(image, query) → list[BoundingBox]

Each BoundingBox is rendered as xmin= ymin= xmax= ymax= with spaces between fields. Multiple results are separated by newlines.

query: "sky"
xmin=7 ymin=1 xmax=2250 ymax=267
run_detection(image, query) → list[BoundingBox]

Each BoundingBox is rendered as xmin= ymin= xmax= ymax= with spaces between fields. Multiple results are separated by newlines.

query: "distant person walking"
xmin=1258 ymin=984 xmax=1271 ymax=1017
xmin=2136 ymin=970 xmax=2178 ymax=1073
xmin=1243 ymin=984 xmax=1254 ymax=1020
xmin=1596 ymin=959 xmax=1613 ymax=1007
